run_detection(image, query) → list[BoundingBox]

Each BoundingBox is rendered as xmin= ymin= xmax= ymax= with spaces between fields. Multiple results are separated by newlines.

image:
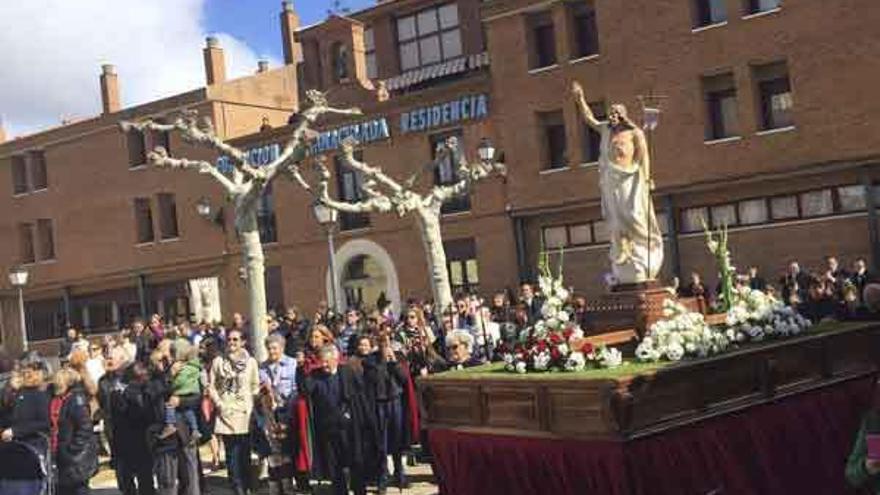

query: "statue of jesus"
xmin=571 ymin=81 xmax=663 ymax=284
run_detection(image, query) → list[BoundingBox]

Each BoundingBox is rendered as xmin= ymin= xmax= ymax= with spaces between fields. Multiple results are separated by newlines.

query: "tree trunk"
xmin=238 ymin=209 xmax=268 ymax=362
xmin=416 ymin=208 xmax=453 ymax=317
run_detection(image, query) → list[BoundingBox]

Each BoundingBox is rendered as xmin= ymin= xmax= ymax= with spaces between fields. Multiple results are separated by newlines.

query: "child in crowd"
xmin=159 ymin=340 xmax=202 ymax=441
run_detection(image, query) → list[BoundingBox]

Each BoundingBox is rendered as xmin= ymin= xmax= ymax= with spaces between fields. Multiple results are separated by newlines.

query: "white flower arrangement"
xmin=500 ymin=251 xmax=623 ymax=373
xmin=635 ymin=299 xmax=731 ymax=363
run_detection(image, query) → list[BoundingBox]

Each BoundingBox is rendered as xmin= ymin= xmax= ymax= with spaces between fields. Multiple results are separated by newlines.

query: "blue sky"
xmin=204 ymin=0 xmax=376 ymax=61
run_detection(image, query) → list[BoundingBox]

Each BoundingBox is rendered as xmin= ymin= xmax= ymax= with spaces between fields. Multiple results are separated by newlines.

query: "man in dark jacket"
xmin=363 ymin=343 xmax=409 ymax=493
xmin=302 ymin=345 xmax=376 ymax=495
xmin=111 ymin=361 xmax=156 ymax=495
xmin=97 ymin=348 xmax=128 ymax=467
xmin=145 ymin=359 xmax=201 ymax=495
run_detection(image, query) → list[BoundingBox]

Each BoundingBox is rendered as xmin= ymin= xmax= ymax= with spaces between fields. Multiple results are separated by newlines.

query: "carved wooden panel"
xmin=482 ymin=385 xmax=541 ymax=430
xmin=546 ymin=385 xmax=608 ymax=436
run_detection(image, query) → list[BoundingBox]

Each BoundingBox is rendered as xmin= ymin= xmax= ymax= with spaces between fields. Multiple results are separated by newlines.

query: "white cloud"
xmin=0 ymin=0 xmax=280 ymax=137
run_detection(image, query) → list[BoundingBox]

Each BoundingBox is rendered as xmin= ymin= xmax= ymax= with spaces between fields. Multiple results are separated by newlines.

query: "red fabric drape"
xmin=429 ymin=376 xmax=874 ymax=495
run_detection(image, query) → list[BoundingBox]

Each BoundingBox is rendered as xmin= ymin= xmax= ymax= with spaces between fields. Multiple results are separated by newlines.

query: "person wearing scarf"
xmin=207 ymin=329 xmax=259 ymax=495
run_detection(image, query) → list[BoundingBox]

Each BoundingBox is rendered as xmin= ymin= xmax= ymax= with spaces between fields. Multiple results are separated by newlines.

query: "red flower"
xmin=550 ymin=347 xmax=561 ymax=360
xmin=549 ymin=333 xmax=562 ymax=345
xmin=536 ymin=340 xmax=547 ymax=352
xmin=581 ymin=342 xmax=594 ymax=355
xmin=562 ymin=328 xmax=574 ymax=340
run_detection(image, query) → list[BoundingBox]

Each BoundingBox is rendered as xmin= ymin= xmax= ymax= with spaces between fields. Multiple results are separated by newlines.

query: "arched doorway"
xmin=327 ymin=239 xmax=401 ymax=314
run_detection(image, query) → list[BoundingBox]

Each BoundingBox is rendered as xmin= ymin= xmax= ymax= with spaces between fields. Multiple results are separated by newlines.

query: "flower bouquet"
xmin=499 ymin=251 xmax=622 ymax=373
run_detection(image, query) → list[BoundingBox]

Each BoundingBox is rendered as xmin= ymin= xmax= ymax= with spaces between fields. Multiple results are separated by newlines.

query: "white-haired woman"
xmin=444 ymin=330 xmax=481 ymax=370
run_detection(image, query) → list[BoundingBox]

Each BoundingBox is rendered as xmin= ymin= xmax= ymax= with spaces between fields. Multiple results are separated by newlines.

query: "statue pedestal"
xmin=586 ymin=281 xmax=677 ymax=339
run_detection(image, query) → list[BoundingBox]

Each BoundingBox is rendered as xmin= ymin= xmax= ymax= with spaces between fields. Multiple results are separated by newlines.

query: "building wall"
xmin=2 ymin=0 xmax=880 ymax=345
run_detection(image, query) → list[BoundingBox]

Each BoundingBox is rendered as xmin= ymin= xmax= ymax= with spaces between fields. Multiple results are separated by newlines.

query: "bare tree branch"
xmin=121 ymin=113 xmax=260 ymax=180
xmin=146 ymin=147 xmax=238 ymax=193
xmin=264 ymin=90 xmax=363 ymax=184
xmin=432 ymin=137 xmax=506 ymax=205
xmin=312 ymin=157 xmax=393 ymax=213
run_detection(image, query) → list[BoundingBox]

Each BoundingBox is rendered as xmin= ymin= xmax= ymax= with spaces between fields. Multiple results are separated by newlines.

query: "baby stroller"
xmin=0 ymin=435 xmax=54 ymax=495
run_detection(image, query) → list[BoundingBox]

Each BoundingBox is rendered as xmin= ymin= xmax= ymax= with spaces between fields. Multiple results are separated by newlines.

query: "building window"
xmin=746 ymin=0 xmax=781 ymax=15
xmin=754 ymin=61 xmax=794 ymax=130
xmin=364 ymin=28 xmax=378 ymax=80
xmin=528 ymin=11 xmax=557 ymax=69
xmin=656 ymin=211 xmax=671 ymax=235
xmin=431 ymin=131 xmax=470 ymax=214
xmin=25 ymin=298 xmax=65 ymax=341
xmin=738 ymin=198 xmax=768 ymax=224
xmin=335 ymin=154 xmax=371 ymax=231
xmin=837 ymin=185 xmax=866 ymax=212
xmin=800 ymin=189 xmax=833 ymax=217
xmin=36 ymin=219 xmax=55 ymax=261
xmin=134 ymin=197 xmax=155 ymax=244
xmin=151 ymin=128 xmax=170 ymax=154
xmin=710 ymin=203 xmax=737 ymax=227
xmin=770 ymin=195 xmax=799 ymax=220
xmin=29 ymin=151 xmax=48 ymax=191
xmin=265 ymin=266 xmax=285 ymax=313
xmin=542 ymin=226 xmax=568 ymax=249
xmin=682 ymin=207 xmax=708 ymax=232
xmin=11 ymin=155 xmax=28 ymax=195
xmin=332 ymin=42 xmax=350 ymax=82
xmin=258 ymin=184 xmax=278 ymax=244
xmin=569 ymin=223 xmax=592 ymax=245
xmin=128 ymin=129 xmax=147 ymax=167
xmin=19 ymin=222 xmax=35 ymax=264
xmin=694 ymin=0 xmax=727 ymax=27
xmin=569 ymin=2 xmax=599 ymax=59
xmin=445 ymin=238 xmax=479 ymax=295
xmin=703 ymin=73 xmax=739 ymax=140
xmin=538 ymin=110 xmax=567 ymax=170
xmin=157 ymin=193 xmax=179 ymax=240
xmin=581 ymin=101 xmax=605 ymax=163
xmin=397 ymin=3 xmax=461 ymax=72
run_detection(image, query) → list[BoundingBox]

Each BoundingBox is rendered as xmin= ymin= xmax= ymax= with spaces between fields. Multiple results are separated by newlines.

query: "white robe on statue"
xmin=598 ymin=123 xmax=663 ymax=284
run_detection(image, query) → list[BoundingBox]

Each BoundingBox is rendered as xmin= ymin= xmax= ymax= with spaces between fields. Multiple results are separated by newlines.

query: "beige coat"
xmin=207 ymin=351 xmax=259 ymax=435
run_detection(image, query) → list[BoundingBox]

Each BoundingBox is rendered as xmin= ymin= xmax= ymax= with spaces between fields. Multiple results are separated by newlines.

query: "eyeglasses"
xmin=449 ymin=344 xmax=460 ymax=350
xmin=229 ymin=337 xmax=241 ymax=342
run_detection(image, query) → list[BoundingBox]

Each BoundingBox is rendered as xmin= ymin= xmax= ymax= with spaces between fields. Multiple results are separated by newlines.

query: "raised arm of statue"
xmin=571 ymin=81 xmax=602 ymax=131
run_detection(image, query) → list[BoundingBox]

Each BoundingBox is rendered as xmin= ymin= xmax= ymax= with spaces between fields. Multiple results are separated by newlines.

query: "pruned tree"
xmin=289 ymin=135 xmax=505 ymax=316
xmin=120 ymin=90 xmax=360 ymax=361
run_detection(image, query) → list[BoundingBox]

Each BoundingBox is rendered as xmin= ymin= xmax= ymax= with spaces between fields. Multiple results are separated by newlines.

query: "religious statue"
xmin=571 ymin=81 xmax=663 ymax=284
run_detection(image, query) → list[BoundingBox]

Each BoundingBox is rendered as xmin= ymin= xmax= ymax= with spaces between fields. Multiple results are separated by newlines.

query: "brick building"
xmin=2 ymin=0 xmax=879 ymax=353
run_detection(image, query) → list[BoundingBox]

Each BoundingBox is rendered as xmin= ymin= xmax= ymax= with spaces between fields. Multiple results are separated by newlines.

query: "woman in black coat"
xmin=51 ymin=368 xmax=98 ymax=495
xmin=1 ymin=354 xmax=50 ymax=452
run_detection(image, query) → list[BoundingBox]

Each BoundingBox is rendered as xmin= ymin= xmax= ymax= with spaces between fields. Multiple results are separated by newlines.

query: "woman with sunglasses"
xmin=207 ymin=329 xmax=260 ymax=495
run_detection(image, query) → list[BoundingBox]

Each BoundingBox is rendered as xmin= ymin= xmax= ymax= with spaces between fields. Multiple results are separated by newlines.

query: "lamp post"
xmin=478 ymin=137 xmax=496 ymax=164
xmin=9 ymin=266 xmax=29 ymax=352
xmin=313 ymin=201 xmax=340 ymax=315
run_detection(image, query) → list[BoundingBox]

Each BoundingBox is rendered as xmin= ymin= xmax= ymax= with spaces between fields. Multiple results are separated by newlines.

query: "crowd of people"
xmin=0 ymin=255 xmax=878 ymax=495
xmin=677 ymin=255 xmax=877 ymax=321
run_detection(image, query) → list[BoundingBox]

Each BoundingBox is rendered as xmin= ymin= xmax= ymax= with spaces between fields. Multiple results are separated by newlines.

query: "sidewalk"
xmin=90 ymin=457 xmax=440 ymax=494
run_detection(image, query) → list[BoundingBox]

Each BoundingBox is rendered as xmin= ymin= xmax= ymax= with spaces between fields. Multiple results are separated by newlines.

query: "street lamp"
xmin=9 ymin=266 xmax=29 ymax=352
xmin=196 ymin=197 xmax=225 ymax=230
xmin=313 ymin=201 xmax=340 ymax=315
xmin=478 ymin=137 xmax=496 ymax=163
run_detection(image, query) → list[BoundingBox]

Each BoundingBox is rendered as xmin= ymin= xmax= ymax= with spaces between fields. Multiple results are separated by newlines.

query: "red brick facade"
xmin=2 ymin=0 xmax=879 ymax=353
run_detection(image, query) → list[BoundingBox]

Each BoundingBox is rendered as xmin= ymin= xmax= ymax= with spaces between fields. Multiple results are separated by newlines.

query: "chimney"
xmin=0 ymin=119 xmax=6 ymax=144
xmin=280 ymin=1 xmax=303 ymax=65
xmin=257 ymin=60 xmax=270 ymax=73
xmin=203 ymin=36 xmax=227 ymax=85
xmin=100 ymin=64 xmax=121 ymax=114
